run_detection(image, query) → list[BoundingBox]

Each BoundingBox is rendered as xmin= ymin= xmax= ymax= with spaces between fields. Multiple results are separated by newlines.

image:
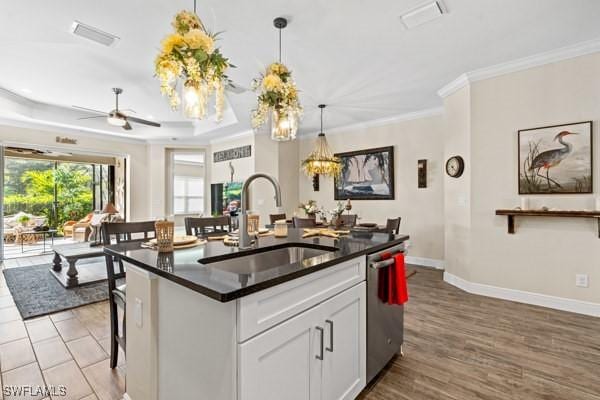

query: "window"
xmin=168 ymin=149 xmax=206 ymax=217
xmin=174 ymin=176 xmax=204 ymax=214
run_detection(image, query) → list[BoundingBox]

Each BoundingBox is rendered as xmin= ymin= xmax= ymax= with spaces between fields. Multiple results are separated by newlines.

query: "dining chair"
xmin=385 ymin=217 xmax=401 ymax=234
xmin=102 ymin=220 xmax=157 ymax=368
xmin=269 ymin=213 xmax=287 ymax=225
xmin=185 ymin=216 xmax=231 ymax=237
xmin=293 ymin=217 xmax=317 ymax=228
xmin=338 ymin=214 xmax=358 ymax=227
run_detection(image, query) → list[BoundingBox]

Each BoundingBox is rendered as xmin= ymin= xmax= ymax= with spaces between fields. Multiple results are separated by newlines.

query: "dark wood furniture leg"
xmin=52 ymin=252 xmax=62 ymax=272
xmin=66 ymin=259 xmax=79 ymax=288
xmin=110 ymin=299 xmax=119 ymax=368
xmin=507 ymin=215 xmax=515 ymax=234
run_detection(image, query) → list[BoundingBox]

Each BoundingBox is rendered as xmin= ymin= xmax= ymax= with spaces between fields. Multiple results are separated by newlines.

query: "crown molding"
xmin=299 ymin=107 xmax=444 ymax=140
xmin=438 ymin=36 xmax=600 ymax=99
xmin=0 ymin=117 xmax=146 ymax=144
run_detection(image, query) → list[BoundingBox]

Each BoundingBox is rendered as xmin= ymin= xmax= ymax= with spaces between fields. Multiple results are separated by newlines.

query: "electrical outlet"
xmin=575 ymin=274 xmax=589 ymax=288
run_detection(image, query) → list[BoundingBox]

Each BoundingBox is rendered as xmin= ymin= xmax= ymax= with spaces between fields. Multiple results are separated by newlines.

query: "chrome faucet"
xmin=238 ymin=173 xmax=282 ymax=249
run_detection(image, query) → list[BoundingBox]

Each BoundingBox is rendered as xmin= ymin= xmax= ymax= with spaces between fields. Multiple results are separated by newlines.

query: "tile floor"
xmin=0 ymin=269 xmax=125 ymax=400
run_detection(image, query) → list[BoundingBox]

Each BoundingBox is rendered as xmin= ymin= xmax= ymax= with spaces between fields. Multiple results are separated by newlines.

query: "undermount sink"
xmin=199 ymin=244 xmax=338 ymax=274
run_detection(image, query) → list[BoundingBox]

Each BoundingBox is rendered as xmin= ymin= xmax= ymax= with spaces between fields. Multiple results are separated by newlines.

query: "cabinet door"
xmin=238 ymin=303 xmax=322 ymax=400
xmin=321 ymin=282 xmax=366 ymax=400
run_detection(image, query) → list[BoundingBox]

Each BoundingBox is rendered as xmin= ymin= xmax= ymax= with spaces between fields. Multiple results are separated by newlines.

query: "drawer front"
xmin=237 ymin=256 xmax=365 ymax=343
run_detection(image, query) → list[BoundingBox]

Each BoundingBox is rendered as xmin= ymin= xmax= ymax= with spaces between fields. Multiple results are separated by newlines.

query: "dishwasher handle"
xmin=370 ymin=256 xmax=401 ymax=269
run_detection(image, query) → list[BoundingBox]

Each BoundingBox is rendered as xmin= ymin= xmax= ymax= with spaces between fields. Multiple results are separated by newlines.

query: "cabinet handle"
xmin=316 ymin=326 xmax=324 ymax=360
xmin=325 ymin=320 xmax=334 ymax=352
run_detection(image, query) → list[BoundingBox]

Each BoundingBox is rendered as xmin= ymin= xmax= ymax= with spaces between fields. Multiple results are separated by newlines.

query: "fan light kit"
xmin=73 ymin=88 xmax=161 ymax=131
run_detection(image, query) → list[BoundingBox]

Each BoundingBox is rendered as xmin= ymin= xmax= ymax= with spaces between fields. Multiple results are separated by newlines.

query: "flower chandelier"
xmin=302 ymin=105 xmax=341 ymax=177
xmin=155 ymin=4 xmax=232 ymax=121
xmin=251 ymin=17 xmax=302 ymax=141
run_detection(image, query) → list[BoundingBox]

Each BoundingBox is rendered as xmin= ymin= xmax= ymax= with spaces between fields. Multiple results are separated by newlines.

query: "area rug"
xmin=3 ymin=264 xmax=119 ymax=320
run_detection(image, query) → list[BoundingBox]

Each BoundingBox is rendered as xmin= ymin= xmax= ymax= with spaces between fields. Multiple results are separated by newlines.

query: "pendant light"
xmin=155 ymin=0 xmax=231 ymax=121
xmin=302 ymin=105 xmax=341 ymax=179
xmin=251 ymin=17 xmax=302 ymax=141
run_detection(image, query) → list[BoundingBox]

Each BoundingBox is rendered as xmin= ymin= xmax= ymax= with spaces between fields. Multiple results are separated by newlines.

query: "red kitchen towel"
xmin=377 ymin=252 xmax=392 ymax=302
xmin=388 ymin=253 xmax=409 ymax=305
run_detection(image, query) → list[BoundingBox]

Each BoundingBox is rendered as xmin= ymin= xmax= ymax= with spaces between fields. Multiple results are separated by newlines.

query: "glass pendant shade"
xmin=271 ymin=108 xmax=299 ymax=141
xmin=183 ymin=84 xmax=207 ymax=119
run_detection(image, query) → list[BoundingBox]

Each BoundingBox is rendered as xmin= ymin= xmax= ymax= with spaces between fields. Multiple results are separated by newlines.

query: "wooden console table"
xmin=495 ymin=209 xmax=600 ymax=237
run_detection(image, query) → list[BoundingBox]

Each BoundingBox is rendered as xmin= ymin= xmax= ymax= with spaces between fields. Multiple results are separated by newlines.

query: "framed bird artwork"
xmin=518 ymin=121 xmax=592 ymax=194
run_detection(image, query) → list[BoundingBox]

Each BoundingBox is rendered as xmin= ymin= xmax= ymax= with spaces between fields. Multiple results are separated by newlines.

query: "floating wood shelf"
xmin=495 ymin=209 xmax=600 ymax=237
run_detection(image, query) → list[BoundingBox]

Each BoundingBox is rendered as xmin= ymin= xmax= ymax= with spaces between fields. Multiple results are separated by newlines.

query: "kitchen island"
xmin=105 ymin=229 xmax=409 ymax=400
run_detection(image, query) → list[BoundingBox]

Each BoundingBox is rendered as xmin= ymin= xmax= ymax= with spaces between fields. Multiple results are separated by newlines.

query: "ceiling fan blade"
xmin=226 ymin=82 xmax=249 ymax=94
xmin=77 ymin=115 xmax=105 ymax=120
xmin=122 ymin=121 xmax=132 ymax=130
xmin=72 ymin=105 xmax=107 ymax=115
xmin=125 ymin=115 xmax=161 ymax=127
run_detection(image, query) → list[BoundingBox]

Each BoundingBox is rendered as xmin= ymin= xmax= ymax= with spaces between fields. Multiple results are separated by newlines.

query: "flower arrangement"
xmin=329 ymin=202 xmax=345 ymax=220
xmin=299 ymin=200 xmax=319 ymax=216
xmin=251 ymin=62 xmax=302 ymax=135
xmin=155 ymin=10 xmax=232 ymax=121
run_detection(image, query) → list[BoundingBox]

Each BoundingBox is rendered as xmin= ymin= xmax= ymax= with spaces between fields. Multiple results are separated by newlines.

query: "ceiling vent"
xmin=69 ymin=21 xmax=119 ymax=47
xmin=400 ymin=1 xmax=445 ymax=29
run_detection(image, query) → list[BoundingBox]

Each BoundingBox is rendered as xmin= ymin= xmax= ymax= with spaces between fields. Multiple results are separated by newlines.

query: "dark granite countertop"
xmin=104 ymin=228 xmax=409 ymax=302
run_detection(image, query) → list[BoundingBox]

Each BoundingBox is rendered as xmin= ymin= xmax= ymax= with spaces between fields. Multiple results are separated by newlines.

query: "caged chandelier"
xmin=251 ymin=17 xmax=302 ymax=141
xmin=155 ymin=0 xmax=232 ymax=121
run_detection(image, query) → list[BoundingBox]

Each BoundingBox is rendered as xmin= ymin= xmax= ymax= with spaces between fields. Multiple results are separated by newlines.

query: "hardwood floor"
xmin=362 ymin=267 xmax=600 ymax=400
xmin=2 ymin=262 xmax=599 ymax=399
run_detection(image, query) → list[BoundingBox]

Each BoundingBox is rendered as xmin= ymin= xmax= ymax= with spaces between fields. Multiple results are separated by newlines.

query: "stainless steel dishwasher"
xmin=366 ymin=242 xmax=406 ymax=382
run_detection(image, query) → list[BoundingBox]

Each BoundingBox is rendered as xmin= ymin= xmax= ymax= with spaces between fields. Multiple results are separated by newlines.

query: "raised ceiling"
xmin=1 ymin=0 xmax=600 ymax=142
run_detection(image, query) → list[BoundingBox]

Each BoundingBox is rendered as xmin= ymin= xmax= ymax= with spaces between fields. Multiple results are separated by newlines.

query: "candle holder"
xmin=155 ymin=219 xmax=174 ymax=253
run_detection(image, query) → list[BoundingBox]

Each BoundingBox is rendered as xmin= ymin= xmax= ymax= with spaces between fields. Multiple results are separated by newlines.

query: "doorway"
xmin=1 ymin=145 xmax=124 ymax=261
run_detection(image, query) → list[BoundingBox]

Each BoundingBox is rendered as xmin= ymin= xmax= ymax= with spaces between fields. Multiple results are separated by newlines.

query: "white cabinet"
xmin=239 ymin=282 xmax=366 ymax=400
xmin=238 ymin=300 xmax=322 ymax=400
xmin=321 ymin=282 xmax=366 ymax=400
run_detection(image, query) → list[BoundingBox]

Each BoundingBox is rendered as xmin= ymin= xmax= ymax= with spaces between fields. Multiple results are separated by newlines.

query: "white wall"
xmin=464 ymin=52 xmax=600 ymax=304
xmin=209 ymin=134 xmax=255 ymax=184
xmin=208 ymin=133 xmax=299 ymax=226
xmin=443 ymin=86 xmax=472 ymax=280
xmin=298 ymin=114 xmax=446 ymax=261
xmin=0 ymin=125 xmax=151 ymax=221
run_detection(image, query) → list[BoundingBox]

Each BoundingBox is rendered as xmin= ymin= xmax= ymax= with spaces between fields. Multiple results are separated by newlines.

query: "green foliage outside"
xmin=4 ymin=158 xmax=94 ymax=230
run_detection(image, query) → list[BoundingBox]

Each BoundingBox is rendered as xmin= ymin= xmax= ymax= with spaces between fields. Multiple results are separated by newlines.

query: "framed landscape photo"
xmin=518 ymin=121 xmax=592 ymax=194
xmin=334 ymin=146 xmax=394 ymax=200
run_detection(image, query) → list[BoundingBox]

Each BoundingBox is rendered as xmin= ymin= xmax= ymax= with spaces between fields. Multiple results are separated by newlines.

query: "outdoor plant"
xmin=17 ymin=214 xmax=30 ymax=226
xmin=4 ymin=162 xmax=93 ymax=230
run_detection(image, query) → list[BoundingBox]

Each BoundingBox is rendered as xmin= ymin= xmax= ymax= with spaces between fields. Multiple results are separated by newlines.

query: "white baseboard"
xmin=122 ymin=394 xmax=132 ymax=400
xmin=405 ymin=256 xmax=445 ymax=270
xmin=443 ymin=272 xmax=600 ymax=317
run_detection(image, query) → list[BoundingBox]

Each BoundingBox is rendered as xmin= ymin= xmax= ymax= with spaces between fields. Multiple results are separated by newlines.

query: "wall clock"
xmin=445 ymin=156 xmax=465 ymax=178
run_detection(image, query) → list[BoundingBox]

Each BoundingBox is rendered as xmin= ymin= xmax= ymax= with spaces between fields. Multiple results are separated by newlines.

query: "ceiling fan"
xmin=73 ymin=88 xmax=161 ymax=130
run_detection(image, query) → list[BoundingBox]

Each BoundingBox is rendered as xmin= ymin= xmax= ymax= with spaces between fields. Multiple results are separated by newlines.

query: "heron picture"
xmin=334 ymin=146 xmax=394 ymax=200
xmin=518 ymin=121 xmax=592 ymax=194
